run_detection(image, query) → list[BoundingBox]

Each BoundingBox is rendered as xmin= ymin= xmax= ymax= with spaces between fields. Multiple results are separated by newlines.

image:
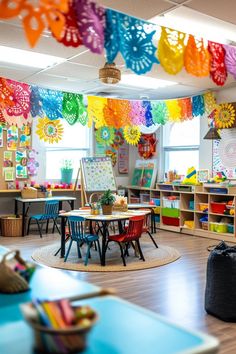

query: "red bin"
xmin=210 ymin=202 xmax=227 ymax=214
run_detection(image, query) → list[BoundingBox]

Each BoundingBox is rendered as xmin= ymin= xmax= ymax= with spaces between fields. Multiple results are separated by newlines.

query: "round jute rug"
xmin=32 ymin=237 xmax=180 ymax=272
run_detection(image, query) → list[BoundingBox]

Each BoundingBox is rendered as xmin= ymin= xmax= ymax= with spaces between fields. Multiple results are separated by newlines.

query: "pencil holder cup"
xmin=24 ymin=313 xmax=98 ymax=354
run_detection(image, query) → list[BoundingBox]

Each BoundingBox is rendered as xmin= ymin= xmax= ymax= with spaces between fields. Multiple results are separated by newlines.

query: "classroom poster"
xmin=118 ymin=142 xmax=129 ymax=174
xmin=213 ymin=129 xmax=236 ymax=178
xmin=7 ymin=125 xmax=18 ymax=150
xmin=20 ymin=125 xmax=31 ymax=149
xmin=0 ymin=125 xmax=3 ymax=147
xmin=16 ymin=150 xmax=28 ymax=179
xmin=95 ymin=141 xmax=106 ymax=156
xmin=4 ymin=167 xmax=14 ymax=181
xmin=3 ymin=151 xmax=13 ymax=167
xmin=131 ymin=159 xmax=157 ymax=188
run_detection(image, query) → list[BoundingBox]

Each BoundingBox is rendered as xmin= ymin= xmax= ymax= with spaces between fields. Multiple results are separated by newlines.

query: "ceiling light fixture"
xmin=0 ymin=46 xmax=65 ymax=69
xmin=120 ymin=74 xmax=178 ymax=89
xmin=99 ymin=62 xmax=121 ymax=84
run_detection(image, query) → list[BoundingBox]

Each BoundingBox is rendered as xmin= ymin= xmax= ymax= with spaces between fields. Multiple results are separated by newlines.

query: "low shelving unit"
xmin=127 ymin=183 xmax=236 ymax=242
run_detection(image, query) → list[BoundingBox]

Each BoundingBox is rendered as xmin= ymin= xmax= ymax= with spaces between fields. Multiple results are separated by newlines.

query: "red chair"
xmin=140 ymin=209 xmax=158 ymax=248
xmin=105 ymin=215 xmax=145 ymax=266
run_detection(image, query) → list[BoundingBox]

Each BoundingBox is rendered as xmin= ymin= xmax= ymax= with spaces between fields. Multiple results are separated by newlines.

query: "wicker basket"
xmin=113 ymin=204 xmax=128 ymax=212
xmin=21 ymin=188 xmax=37 ymax=199
xmin=37 ymin=191 xmax=47 ymax=198
xmin=0 ymin=215 xmax=22 ymax=237
xmin=0 ymin=250 xmax=29 ymax=293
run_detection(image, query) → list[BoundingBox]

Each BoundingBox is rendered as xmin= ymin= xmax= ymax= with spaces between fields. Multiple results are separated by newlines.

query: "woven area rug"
xmin=32 ymin=236 xmax=180 ymax=272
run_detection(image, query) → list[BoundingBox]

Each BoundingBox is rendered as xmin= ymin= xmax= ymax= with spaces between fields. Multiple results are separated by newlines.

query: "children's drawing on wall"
xmin=20 ymin=124 xmax=31 ymax=149
xmin=3 ymin=151 xmax=13 ymax=167
xmin=7 ymin=125 xmax=18 ymax=150
xmin=16 ymin=150 xmax=28 ymax=178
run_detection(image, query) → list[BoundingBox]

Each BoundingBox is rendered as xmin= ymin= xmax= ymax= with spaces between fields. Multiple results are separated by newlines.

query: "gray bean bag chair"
xmin=205 ymin=241 xmax=236 ymax=322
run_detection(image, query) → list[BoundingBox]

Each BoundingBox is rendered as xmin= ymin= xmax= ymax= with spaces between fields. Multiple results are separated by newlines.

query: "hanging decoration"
xmin=87 ymin=96 xmax=107 ymax=128
xmin=74 ymin=0 xmax=105 ymax=54
xmin=62 ymin=93 xmax=87 ymax=125
xmin=184 ymin=35 xmax=210 ymax=77
xmin=123 ymin=125 xmax=141 ymax=145
xmin=192 ymin=95 xmax=205 ymax=117
xmin=36 ymin=117 xmax=64 ymax=143
xmin=224 ymin=44 xmax=236 ymax=80
xmin=166 ymin=100 xmax=181 ymax=122
xmin=0 ymin=109 xmax=6 ymax=125
xmin=0 ymin=78 xmax=14 ymax=109
xmin=111 ymin=129 xmax=124 ymax=150
xmin=138 ymin=133 xmax=157 ymax=159
xmin=0 ymin=0 xmax=69 ymax=47
xmin=178 ymin=98 xmax=192 ymax=120
xmin=39 ymin=88 xmax=63 ymax=120
xmin=103 ymin=99 xmax=131 ymax=128
xmin=151 ymin=102 xmax=169 ymax=125
xmin=53 ymin=0 xmax=82 ymax=47
xmin=77 ymin=95 xmax=88 ymax=126
xmin=208 ymin=41 xmax=227 ymax=86
xmin=105 ymin=147 xmax=117 ymax=167
xmin=204 ymin=92 xmax=217 ymax=115
xmin=142 ymin=101 xmax=153 ymax=127
xmin=95 ymin=126 xmax=115 ymax=146
xmin=104 ymin=9 xmax=119 ymax=63
xmin=6 ymin=80 xmax=30 ymax=119
xmin=30 ymin=86 xmax=44 ymax=118
xmin=158 ymin=27 xmax=185 ymax=75
xmin=130 ymin=101 xmax=146 ymax=126
xmin=214 ymin=103 xmax=236 ymax=129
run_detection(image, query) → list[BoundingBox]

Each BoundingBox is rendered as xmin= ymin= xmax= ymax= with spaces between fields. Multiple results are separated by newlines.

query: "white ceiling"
xmin=0 ymin=0 xmax=236 ymax=99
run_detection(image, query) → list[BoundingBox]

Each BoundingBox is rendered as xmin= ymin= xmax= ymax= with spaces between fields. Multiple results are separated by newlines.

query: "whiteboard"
xmin=81 ymin=157 xmax=116 ymax=191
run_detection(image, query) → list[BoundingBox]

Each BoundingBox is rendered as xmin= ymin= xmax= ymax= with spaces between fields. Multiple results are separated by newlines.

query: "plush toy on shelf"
xmin=182 ymin=167 xmax=197 ymax=185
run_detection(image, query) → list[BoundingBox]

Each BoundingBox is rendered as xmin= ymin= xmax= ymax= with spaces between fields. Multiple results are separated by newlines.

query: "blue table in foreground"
xmin=0 ymin=297 xmax=218 ymax=354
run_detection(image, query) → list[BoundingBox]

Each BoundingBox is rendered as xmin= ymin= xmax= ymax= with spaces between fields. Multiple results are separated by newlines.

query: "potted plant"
xmin=99 ymin=190 xmax=115 ymax=215
xmin=60 ymin=159 xmax=73 ymax=185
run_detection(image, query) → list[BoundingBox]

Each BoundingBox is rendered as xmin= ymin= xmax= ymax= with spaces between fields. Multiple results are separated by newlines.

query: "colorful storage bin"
xmin=162 ymin=216 xmax=180 ymax=227
xmin=162 ymin=207 xmax=180 ymax=218
xmin=198 ymin=203 xmax=208 ymax=212
xmin=209 ymin=188 xmax=227 ymax=194
xmin=210 ymin=202 xmax=227 ymax=214
xmin=228 ymin=224 xmax=234 ymax=234
xmin=201 ymin=221 xmax=208 ymax=230
xmin=162 ymin=198 xmax=180 ymax=209
xmin=189 ymin=201 xmax=195 ymax=210
xmin=209 ymin=222 xmax=228 ymax=233
xmin=151 ymin=198 xmax=160 ymax=206
xmin=184 ymin=220 xmax=194 ymax=229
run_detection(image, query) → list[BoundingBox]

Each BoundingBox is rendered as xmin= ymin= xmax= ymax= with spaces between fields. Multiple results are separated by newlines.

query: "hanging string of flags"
xmin=0 ymin=0 xmax=236 ymax=85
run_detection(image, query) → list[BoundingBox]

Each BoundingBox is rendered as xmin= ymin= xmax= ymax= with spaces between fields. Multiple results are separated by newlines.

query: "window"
xmin=45 ymin=121 xmax=91 ymax=180
xmin=163 ymin=119 xmax=200 ymax=176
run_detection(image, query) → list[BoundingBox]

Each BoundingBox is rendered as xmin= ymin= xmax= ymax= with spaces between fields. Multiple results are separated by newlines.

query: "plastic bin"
xmin=198 ymin=203 xmax=208 ymax=212
xmin=0 ymin=215 xmax=22 ymax=237
xmin=184 ymin=220 xmax=194 ymax=229
xmin=151 ymin=198 xmax=160 ymax=206
xmin=130 ymin=197 xmax=140 ymax=203
xmin=140 ymin=194 xmax=150 ymax=204
xmin=201 ymin=221 xmax=208 ymax=230
xmin=228 ymin=224 xmax=234 ymax=234
xmin=189 ymin=201 xmax=194 ymax=210
xmin=162 ymin=198 xmax=180 ymax=209
xmin=209 ymin=222 xmax=228 ymax=233
xmin=209 ymin=188 xmax=227 ymax=194
xmin=162 ymin=216 xmax=180 ymax=226
xmin=162 ymin=207 xmax=180 ymax=218
xmin=211 ymin=202 xmax=227 ymax=214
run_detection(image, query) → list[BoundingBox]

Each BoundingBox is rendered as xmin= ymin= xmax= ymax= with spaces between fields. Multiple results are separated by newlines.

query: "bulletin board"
xmin=0 ymin=124 xmax=32 ymax=190
xmin=81 ymin=157 xmax=116 ymax=192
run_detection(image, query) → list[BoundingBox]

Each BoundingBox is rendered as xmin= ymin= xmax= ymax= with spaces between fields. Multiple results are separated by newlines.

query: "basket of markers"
xmin=21 ymin=296 xmax=99 ymax=353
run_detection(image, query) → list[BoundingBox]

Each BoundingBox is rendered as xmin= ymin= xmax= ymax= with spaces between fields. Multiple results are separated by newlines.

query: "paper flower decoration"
xmin=39 ymin=88 xmax=63 ymax=120
xmin=36 ymin=117 xmax=64 ymax=144
xmin=95 ymin=126 xmax=115 ymax=146
xmin=0 ymin=78 xmax=14 ymax=109
xmin=208 ymin=41 xmax=227 ymax=86
xmin=104 ymin=99 xmax=131 ymax=128
xmin=6 ymin=80 xmax=30 ymax=118
xmin=165 ymin=100 xmax=181 ymax=122
xmin=130 ymin=101 xmax=146 ymax=125
xmin=123 ymin=125 xmax=141 ymax=145
xmin=224 ymin=44 xmax=236 ymax=80
xmin=178 ymin=98 xmax=192 ymax=121
xmin=105 ymin=147 xmax=117 ymax=167
xmin=192 ymin=95 xmax=205 ymax=117
xmin=119 ymin=14 xmax=158 ymax=75
xmin=158 ymin=27 xmax=186 ymax=75
xmin=62 ymin=93 xmax=87 ymax=125
xmin=53 ymin=1 xmax=82 ymax=47
xmin=112 ymin=129 xmax=124 ymax=150
xmin=184 ymin=35 xmax=210 ymax=77
xmin=142 ymin=101 xmax=153 ymax=127
xmin=30 ymin=86 xmax=44 ymax=118
xmin=105 ymin=9 xmax=119 ymax=63
xmin=214 ymin=103 xmax=236 ymax=129
xmin=87 ymin=96 xmax=107 ymax=128
xmin=75 ymin=0 xmax=105 ymax=54
xmin=204 ymin=92 xmax=217 ymax=115
xmin=0 ymin=0 xmax=69 ymax=47
xmin=151 ymin=102 xmax=169 ymax=125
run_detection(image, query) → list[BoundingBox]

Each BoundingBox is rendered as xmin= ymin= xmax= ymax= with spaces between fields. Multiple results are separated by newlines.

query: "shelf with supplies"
xmin=127 ymin=184 xmax=236 ymax=243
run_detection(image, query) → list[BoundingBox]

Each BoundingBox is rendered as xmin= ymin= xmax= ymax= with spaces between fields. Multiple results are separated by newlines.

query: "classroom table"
xmin=14 ymin=196 xmax=76 ymax=236
xmin=59 ymin=209 xmax=150 ymax=266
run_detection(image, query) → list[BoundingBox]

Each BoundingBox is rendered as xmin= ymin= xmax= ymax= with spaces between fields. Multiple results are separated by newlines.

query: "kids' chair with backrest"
xmin=27 ymin=200 xmax=60 ymax=238
xmin=64 ymin=215 xmax=101 ymax=266
xmin=140 ymin=209 xmax=158 ymax=248
xmin=105 ymin=215 xmax=145 ymax=267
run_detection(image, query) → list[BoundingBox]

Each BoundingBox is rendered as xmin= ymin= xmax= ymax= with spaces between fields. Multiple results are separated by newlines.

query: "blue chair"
xmin=27 ymin=200 xmax=60 ymax=238
xmin=64 ymin=216 xmax=101 ymax=266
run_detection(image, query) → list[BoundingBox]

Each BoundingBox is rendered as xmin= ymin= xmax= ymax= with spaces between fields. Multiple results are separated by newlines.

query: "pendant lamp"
xmin=99 ymin=62 xmax=121 ymax=84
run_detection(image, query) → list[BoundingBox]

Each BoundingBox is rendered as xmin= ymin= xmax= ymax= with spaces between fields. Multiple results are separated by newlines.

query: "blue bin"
xmin=152 ymin=198 xmax=160 ymax=206
xmin=228 ymin=224 xmax=234 ymax=234
xmin=189 ymin=201 xmax=194 ymax=210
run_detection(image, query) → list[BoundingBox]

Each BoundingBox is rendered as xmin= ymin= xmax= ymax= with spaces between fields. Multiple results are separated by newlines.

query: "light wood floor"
xmin=1 ymin=230 xmax=236 ymax=353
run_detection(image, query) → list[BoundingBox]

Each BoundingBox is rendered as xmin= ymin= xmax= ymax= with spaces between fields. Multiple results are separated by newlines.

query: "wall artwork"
xmin=4 ymin=167 xmax=14 ymax=181
xmin=131 ymin=159 xmax=157 ymax=188
xmin=0 ymin=125 xmax=3 ymax=147
xmin=197 ymin=169 xmax=209 ymax=183
xmin=7 ymin=125 xmax=18 ymax=150
xmin=20 ymin=124 xmax=31 ymax=148
xmin=213 ymin=129 xmax=236 ymax=178
xmin=118 ymin=142 xmax=129 ymax=174
xmin=3 ymin=151 xmax=13 ymax=167
xmin=16 ymin=150 xmax=28 ymax=179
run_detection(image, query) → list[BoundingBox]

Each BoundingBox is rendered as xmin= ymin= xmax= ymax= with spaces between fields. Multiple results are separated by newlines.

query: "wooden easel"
xmin=74 ymin=162 xmax=89 ymax=207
